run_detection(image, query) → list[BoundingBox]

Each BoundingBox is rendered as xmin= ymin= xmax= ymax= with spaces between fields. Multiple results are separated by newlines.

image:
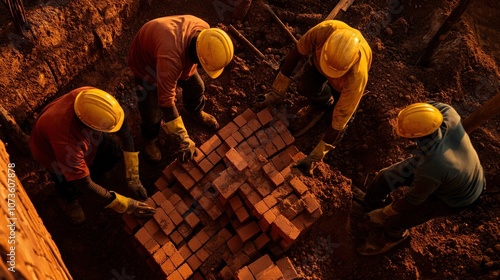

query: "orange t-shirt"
xmin=30 ymin=87 xmax=102 ymax=181
xmin=128 ymin=15 xmax=210 ymax=108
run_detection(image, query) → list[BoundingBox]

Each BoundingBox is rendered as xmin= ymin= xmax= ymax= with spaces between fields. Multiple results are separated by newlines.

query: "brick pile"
xmin=123 ymin=108 xmax=323 ymax=279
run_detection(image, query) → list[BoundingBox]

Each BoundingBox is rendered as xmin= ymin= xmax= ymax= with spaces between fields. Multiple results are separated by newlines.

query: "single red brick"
xmin=255 ymin=264 xmax=284 ymax=279
xmin=189 ymin=186 xmax=204 ymax=200
xmin=144 ymin=219 xmax=161 ymax=236
xmin=258 ymin=210 xmax=277 ymax=232
xmin=279 ymin=238 xmax=296 ymax=250
xmin=280 ymin=166 xmax=293 ymax=181
xmin=234 ymin=266 xmax=255 ymax=280
xmin=235 ymin=206 xmax=251 ymax=223
xmin=192 ymin=231 xmax=207 ymax=247
xmin=255 ymin=181 xmax=273 ymax=197
xmin=178 ymin=263 xmax=194 ymax=279
xmin=229 ymin=195 xmax=244 ymax=211
xmin=265 ymin=127 xmax=279 ymax=139
xmin=179 ymin=223 xmax=193 ymax=239
xmin=196 ymin=247 xmax=210 ymax=262
xmin=243 ymin=241 xmax=259 ymax=259
xmin=186 ymin=254 xmax=202 ymax=271
xmin=169 ymin=231 xmax=184 ymax=246
xmin=218 ymin=227 xmax=233 ymax=241
xmin=231 ymin=216 xmax=244 ymax=230
xmin=246 ymin=135 xmax=260 ymax=149
xmin=271 ymin=135 xmax=286 ymax=152
xmin=271 ymin=183 xmax=294 ymax=200
xmin=280 ymin=131 xmax=295 ymax=145
xmin=155 ymin=176 xmax=169 ymax=191
xmin=172 ymin=168 xmax=195 ymax=190
xmin=289 ymin=177 xmax=308 ymax=196
xmin=166 ymin=270 xmax=183 ymax=280
xmin=263 ymin=195 xmax=279 ymax=209
xmin=197 ymin=196 xmax=214 ymax=211
xmin=187 ymin=236 xmax=203 ymax=252
xmin=144 ymin=238 xmax=160 ymax=255
xmin=239 ymin=124 xmax=254 ymax=138
xmin=153 ymin=230 xmax=170 ymax=246
xmin=169 ymin=194 xmax=182 ymax=205
xmin=271 ymin=155 xmax=286 ymax=172
xmin=162 ymin=241 xmax=176 ymax=257
xmin=253 ymin=233 xmax=271 ymax=251
xmin=302 ymin=193 xmax=321 ymax=214
xmin=185 ymin=212 xmax=201 ymax=229
xmin=272 ymin=215 xmax=300 ymax=243
xmin=161 ymin=199 xmax=176 ymax=214
xmin=170 ymin=250 xmax=185 ymax=268
xmin=273 ymin=119 xmax=288 ymax=133
xmin=227 ymin=252 xmax=251 ymax=272
xmin=162 ymin=161 xmax=179 ymax=184
xmin=256 ymin=108 xmax=273 ymax=126
xmin=154 ymin=208 xmax=176 ymax=235
xmin=215 ymin=142 xmax=231 ymax=158
xmin=291 ymin=216 xmax=306 ymax=233
xmin=219 ymin=266 xmax=233 ymax=280
xmin=134 ymin=227 xmax=151 ymax=246
xmin=188 ymin=166 xmax=204 ymax=182
xmin=207 ymin=150 xmax=222 ymax=165
xmin=221 ymin=181 xmax=246 ymax=205
xmin=218 ymin=122 xmax=239 ymax=140
xmin=198 ymin=158 xmax=214 ymax=173
xmin=169 ymin=209 xmax=184 ymax=226
xmin=263 ymin=141 xmax=278 ymax=158
xmin=276 ymin=257 xmax=298 ymax=279
xmin=200 ymin=134 xmax=223 ymax=155
xmin=160 ymin=258 xmax=176 ymax=276
xmin=180 ymin=160 xmax=196 ymax=172
xmin=241 ymin=108 xmax=257 ymax=121
xmin=233 ymin=114 xmax=248 ymax=127
xmin=225 ymin=136 xmax=239 ymax=148
xmin=247 ymin=118 xmax=262 ymax=133
xmin=248 ymin=254 xmax=274 ymax=277
xmin=227 ymin=234 xmax=244 ymax=254
xmin=193 ymin=147 xmax=205 ymax=163
xmin=238 ymin=182 xmax=253 ymax=196
xmin=152 ymin=192 xmax=167 ymax=206
xmin=252 ymin=200 xmax=268 ymax=219
xmin=237 ymin=221 xmax=261 ymax=243
xmin=207 ymin=206 xmax=223 ymax=220
xmin=153 ymin=246 xmax=168 ymax=265
xmin=292 ymin=152 xmax=307 ymax=162
xmin=175 ymin=200 xmax=190 ymax=216
xmin=277 ymin=150 xmax=294 ymax=168
xmin=232 ymin=131 xmax=245 ymax=143
xmin=178 ymin=244 xmax=192 ymax=260
xmin=255 ymin=130 xmax=269 ymax=145
xmin=122 ymin=214 xmax=140 ymax=232
xmin=161 ymin=187 xmax=174 ymax=199
xmin=244 ymin=191 xmax=263 ymax=210
xmin=236 ymin=141 xmax=253 ymax=156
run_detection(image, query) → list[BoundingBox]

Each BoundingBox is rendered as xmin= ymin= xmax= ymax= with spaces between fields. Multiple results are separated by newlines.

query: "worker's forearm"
xmin=280 ymin=47 xmax=302 ymax=77
xmin=73 ymin=176 xmax=114 ymax=207
xmin=162 ymin=105 xmax=180 ymax=122
xmin=116 ymin=116 xmax=134 ymax=152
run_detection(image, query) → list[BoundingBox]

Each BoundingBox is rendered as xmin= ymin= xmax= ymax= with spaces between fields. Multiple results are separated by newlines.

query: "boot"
xmin=289 ymin=105 xmax=325 ymax=137
xmin=59 ymin=199 xmax=86 ymax=225
xmin=144 ymin=138 xmax=161 ymax=162
xmin=185 ymin=110 xmax=219 ymax=130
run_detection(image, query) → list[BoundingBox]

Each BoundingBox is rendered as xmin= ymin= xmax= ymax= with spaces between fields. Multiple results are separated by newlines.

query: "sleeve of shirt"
xmin=405 ymin=174 xmax=441 ymax=205
xmin=330 ymin=74 xmax=365 ymax=130
xmin=115 ymin=116 xmax=134 ymax=152
xmin=156 ymin=56 xmax=183 ymax=108
xmin=296 ymin=23 xmax=333 ymax=56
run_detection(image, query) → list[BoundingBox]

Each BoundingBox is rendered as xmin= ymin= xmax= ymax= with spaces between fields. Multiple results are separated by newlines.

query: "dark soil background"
xmin=1 ymin=0 xmax=499 ymax=279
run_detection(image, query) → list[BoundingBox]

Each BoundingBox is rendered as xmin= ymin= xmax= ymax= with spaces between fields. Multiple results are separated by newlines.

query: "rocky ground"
xmin=2 ymin=0 xmax=500 ymax=279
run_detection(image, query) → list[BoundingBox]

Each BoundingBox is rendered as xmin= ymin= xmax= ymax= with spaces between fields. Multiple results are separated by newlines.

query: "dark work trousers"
xmin=364 ymin=158 xmax=483 ymax=239
xmin=295 ymin=59 xmax=340 ymax=109
xmin=51 ymin=133 xmax=122 ymax=202
xmin=134 ymin=70 xmax=205 ymax=140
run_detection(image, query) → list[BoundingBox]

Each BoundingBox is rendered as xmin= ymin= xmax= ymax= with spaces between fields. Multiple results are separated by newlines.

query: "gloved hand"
xmin=123 ymin=151 xmax=148 ymax=200
xmin=161 ymin=116 xmax=198 ymax=162
xmin=367 ymin=203 xmax=398 ymax=225
xmin=105 ymin=192 xmax=156 ymax=218
xmin=255 ymin=72 xmax=292 ymax=108
xmin=294 ymin=140 xmax=335 ymax=175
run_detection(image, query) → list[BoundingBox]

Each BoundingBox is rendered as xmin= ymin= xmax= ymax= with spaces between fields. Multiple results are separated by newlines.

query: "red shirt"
xmin=30 ymin=87 xmax=102 ymax=181
xmin=128 ymin=15 xmax=209 ymax=108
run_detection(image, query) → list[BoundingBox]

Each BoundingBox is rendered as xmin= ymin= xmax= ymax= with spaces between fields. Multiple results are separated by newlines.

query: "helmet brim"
xmin=201 ymin=63 xmax=224 ymax=79
xmin=319 ymin=54 xmax=348 ymax=78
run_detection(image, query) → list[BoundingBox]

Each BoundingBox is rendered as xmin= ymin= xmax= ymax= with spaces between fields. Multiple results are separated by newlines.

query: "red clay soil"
xmin=3 ymin=0 xmax=500 ymax=279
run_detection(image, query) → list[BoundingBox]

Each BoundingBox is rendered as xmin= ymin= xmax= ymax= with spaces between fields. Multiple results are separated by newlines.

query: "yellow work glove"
xmin=255 ymin=72 xmax=293 ymax=108
xmin=367 ymin=203 xmax=398 ymax=225
xmin=161 ymin=116 xmax=197 ymax=162
xmin=105 ymin=192 xmax=156 ymax=218
xmin=123 ymin=151 xmax=148 ymax=200
xmin=294 ymin=140 xmax=335 ymax=176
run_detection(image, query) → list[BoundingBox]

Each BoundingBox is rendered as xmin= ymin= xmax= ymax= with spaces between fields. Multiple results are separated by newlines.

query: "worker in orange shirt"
xmin=256 ymin=20 xmax=372 ymax=175
xmin=30 ymin=87 xmax=156 ymax=225
xmin=129 ymin=15 xmax=234 ymax=162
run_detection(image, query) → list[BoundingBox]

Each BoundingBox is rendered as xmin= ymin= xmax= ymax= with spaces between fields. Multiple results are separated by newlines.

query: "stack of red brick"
xmin=122 ymin=108 xmax=323 ymax=279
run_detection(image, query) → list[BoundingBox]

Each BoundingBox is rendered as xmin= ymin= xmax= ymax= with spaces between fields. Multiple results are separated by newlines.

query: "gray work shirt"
xmin=406 ymin=101 xmax=485 ymax=207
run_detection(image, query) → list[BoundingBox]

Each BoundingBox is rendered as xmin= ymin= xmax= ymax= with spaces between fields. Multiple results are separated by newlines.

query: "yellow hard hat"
xmin=74 ymin=88 xmax=125 ymax=133
xmin=319 ymin=29 xmax=361 ymax=78
xmin=196 ymin=28 xmax=234 ymax=79
xmin=396 ymin=103 xmax=443 ymax=138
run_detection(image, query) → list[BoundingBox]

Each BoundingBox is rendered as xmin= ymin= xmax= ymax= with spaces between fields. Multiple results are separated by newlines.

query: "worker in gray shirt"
xmin=359 ymin=101 xmax=485 ymax=255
